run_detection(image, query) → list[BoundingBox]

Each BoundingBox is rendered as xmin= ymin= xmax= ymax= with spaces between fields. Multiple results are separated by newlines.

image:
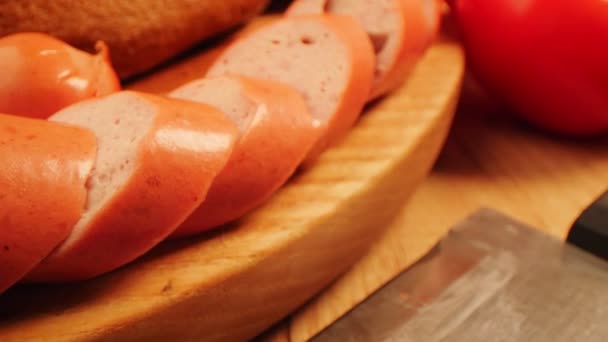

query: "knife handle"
xmin=567 ymin=190 xmax=608 ymax=260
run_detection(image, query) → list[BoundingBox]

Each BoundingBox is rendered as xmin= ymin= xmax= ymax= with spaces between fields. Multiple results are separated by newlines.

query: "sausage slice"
xmin=288 ymin=0 xmax=441 ymax=100
xmin=207 ymin=15 xmax=375 ymax=164
xmin=170 ymin=75 xmax=321 ymax=236
xmin=27 ymin=91 xmax=238 ymax=282
xmin=0 ymin=114 xmax=96 ymax=292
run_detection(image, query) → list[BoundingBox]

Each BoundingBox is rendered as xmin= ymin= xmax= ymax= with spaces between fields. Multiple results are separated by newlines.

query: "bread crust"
xmin=0 ymin=0 xmax=270 ymax=79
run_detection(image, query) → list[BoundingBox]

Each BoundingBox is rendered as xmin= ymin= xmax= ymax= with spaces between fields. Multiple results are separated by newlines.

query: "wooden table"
xmin=261 ymin=72 xmax=608 ymax=341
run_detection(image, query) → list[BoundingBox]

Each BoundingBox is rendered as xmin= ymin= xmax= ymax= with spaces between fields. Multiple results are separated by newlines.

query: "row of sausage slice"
xmin=0 ymin=0 xmax=440 ymax=293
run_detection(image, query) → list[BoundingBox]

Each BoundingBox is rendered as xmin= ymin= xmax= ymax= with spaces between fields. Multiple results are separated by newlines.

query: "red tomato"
xmin=0 ymin=32 xmax=120 ymax=119
xmin=448 ymin=0 xmax=608 ymax=135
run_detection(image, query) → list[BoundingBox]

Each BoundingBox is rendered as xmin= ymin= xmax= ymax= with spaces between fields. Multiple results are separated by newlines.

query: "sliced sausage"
xmin=27 ymin=91 xmax=239 ymax=282
xmin=0 ymin=114 xmax=96 ymax=293
xmin=207 ymin=15 xmax=375 ymax=164
xmin=169 ymin=75 xmax=322 ymax=236
xmin=0 ymin=32 xmax=120 ymax=119
xmin=287 ymin=0 xmax=441 ymax=100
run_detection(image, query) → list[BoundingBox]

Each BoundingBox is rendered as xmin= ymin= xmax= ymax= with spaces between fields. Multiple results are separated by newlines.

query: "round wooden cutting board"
xmin=0 ymin=17 xmax=465 ymax=342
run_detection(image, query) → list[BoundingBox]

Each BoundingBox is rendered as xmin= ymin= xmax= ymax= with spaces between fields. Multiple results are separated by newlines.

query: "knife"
xmin=310 ymin=192 xmax=608 ymax=341
xmin=567 ymin=190 xmax=608 ymax=260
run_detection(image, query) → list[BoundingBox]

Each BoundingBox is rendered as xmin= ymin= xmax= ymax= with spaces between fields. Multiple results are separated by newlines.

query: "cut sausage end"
xmin=169 ymin=75 xmax=321 ymax=235
xmin=288 ymin=0 xmax=437 ymax=99
xmin=171 ymin=77 xmax=256 ymax=133
xmin=29 ymin=91 xmax=238 ymax=281
xmin=51 ymin=92 xmax=154 ymax=236
xmin=208 ymin=15 xmax=374 ymax=161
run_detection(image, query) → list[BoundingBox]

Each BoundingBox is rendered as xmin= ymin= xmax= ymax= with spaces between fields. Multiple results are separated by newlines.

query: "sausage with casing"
xmin=0 ymin=114 xmax=96 ymax=292
xmin=287 ymin=0 xmax=441 ymax=100
xmin=0 ymin=32 xmax=120 ymax=119
xmin=170 ymin=75 xmax=322 ymax=236
xmin=27 ymin=91 xmax=239 ymax=282
xmin=207 ymin=15 xmax=375 ymax=164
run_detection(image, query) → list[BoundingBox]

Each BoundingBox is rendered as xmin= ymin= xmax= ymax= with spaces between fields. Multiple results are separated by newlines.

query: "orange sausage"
xmin=207 ymin=15 xmax=375 ymax=165
xmin=27 ymin=91 xmax=239 ymax=282
xmin=287 ymin=0 xmax=441 ymax=100
xmin=0 ymin=32 xmax=120 ymax=119
xmin=170 ymin=75 xmax=322 ymax=236
xmin=0 ymin=114 xmax=96 ymax=293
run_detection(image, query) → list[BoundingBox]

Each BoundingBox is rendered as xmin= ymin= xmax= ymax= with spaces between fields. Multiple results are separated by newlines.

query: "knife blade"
xmin=310 ymin=205 xmax=608 ymax=341
xmin=567 ymin=190 xmax=608 ymax=260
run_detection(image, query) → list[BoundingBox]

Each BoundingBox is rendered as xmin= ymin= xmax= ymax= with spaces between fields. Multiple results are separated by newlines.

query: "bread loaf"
xmin=0 ymin=0 xmax=270 ymax=79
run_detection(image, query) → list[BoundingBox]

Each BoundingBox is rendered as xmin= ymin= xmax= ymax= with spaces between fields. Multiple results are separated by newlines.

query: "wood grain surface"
xmin=259 ymin=33 xmax=608 ymax=342
xmin=0 ymin=17 xmax=464 ymax=342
